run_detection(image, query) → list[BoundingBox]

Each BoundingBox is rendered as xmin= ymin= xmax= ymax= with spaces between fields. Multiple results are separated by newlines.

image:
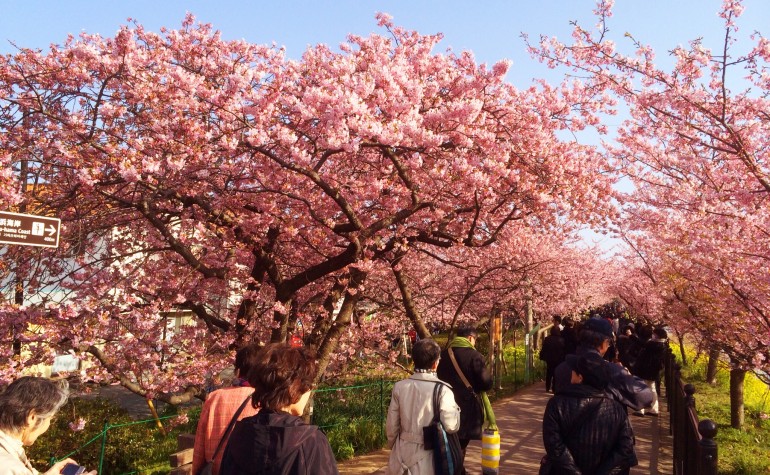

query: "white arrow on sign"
xmin=46 ymin=224 xmax=56 ymax=236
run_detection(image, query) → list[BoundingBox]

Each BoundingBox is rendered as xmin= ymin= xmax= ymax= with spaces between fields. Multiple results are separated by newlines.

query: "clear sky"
xmin=2 ymin=1 xmax=768 ymax=252
xmin=3 ymin=1 xmax=769 ymax=86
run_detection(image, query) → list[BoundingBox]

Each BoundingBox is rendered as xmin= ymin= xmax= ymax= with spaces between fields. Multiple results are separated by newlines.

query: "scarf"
xmin=448 ymin=337 xmax=497 ymax=431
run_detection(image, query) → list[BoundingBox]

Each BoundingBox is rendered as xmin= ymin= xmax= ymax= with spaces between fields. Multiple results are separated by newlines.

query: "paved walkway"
xmin=338 ymin=381 xmax=673 ymax=474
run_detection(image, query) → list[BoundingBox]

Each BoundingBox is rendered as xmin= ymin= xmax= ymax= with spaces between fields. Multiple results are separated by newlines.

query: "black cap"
xmin=583 ymin=318 xmax=614 ymax=338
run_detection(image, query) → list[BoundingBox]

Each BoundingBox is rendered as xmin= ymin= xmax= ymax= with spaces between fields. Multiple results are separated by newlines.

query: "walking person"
xmin=615 ymin=324 xmax=637 ymax=369
xmin=220 ymin=343 xmax=338 ymax=475
xmin=386 ymin=339 xmax=460 ymax=475
xmin=193 ymin=343 xmax=262 ymax=475
xmin=539 ymin=326 xmax=566 ymax=393
xmin=560 ymin=319 xmax=579 ymax=356
xmin=542 ymin=353 xmax=638 ymax=474
xmin=436 ymin=327 xmax=494 ymax=474
xmin=630 ymin=327 xmax=668 ymax=417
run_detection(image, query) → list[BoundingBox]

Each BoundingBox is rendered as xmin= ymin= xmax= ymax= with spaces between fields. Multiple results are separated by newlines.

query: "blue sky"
xmin=2 ymin=1 xmax=768 ymax=87
xmin=2 ymin=1 xmax=768 ymax=252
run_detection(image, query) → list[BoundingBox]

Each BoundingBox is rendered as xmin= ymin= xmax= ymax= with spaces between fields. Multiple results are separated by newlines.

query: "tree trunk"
xmin=269 ymin=297 xmax=293 ymax=343
xmin=314 ymin=269 xmax=367 ymax=382
xmin=730 ymin=368 xmax=745 ymax=430
xmin=392 ymin=263 xmax=430 ymax=339
xmin=487 ymin=311 xmax=495 ymax=368
xmin=706 ymin=348 xmax=721 ymax=385
xmin=525 ymin=296 xmax=534 ymax=335
xmin=675 ymin=330 xmax=687 ymax=366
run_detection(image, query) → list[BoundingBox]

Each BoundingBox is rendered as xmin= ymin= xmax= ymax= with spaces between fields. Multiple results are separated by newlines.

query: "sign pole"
xmin=12 ymin=158 xmax=28 ymax=355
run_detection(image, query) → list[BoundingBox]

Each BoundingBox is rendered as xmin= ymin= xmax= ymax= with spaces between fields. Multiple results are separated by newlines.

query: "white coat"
xmin=386 ymin=372 xmax=461 ymax=475
xmin=0 ymin=429 xmax=37 ymax=475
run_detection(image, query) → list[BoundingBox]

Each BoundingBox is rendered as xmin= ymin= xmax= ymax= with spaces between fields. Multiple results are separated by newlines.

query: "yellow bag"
xmin=481 ymin=428 xmax=500 ymax=474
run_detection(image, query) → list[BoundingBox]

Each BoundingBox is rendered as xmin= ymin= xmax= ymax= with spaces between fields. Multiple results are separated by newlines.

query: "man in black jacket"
xmin=437 ymin=327 xmax=493 ymax=475
xmin=539 ymin=326 xmax=566 ymax=393
xmin=553 ymin=318 xmax=654 ymax=412
xmin=542 ymin=352 xmax=638 ymax=474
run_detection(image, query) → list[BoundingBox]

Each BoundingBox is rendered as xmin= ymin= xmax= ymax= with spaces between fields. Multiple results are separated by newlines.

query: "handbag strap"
xmin=432 ymin=383 xmax=443 ymax=423
xmin=447 ymin=347 xmax=474 ymax=393
xmin=210 ymin=393 xmax=253 ymax=461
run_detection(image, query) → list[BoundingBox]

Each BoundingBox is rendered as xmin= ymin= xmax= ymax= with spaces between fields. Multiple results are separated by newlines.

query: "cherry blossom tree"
xmin=529 ymin=0 xmax=770 ymax=427
xmin=367 ymin=227 xmax=615 ymax=342
xmin=0 ymin=14 xmax=618 ymax=400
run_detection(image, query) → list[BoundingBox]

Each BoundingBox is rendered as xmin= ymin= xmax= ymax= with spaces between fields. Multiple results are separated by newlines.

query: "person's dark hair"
xmin=653 ymin=327 xmax=668 ymax=340
xmin=412 ymin=339 xmax=441 ymax=370
xmin=234 ymin=342 xmax=263 ymax=377
xmin=0 ymin=377 xmax=69 ymax=433
xmin=246 ymin=343 xmax=317 ymax=411
xmin=576 ymin=353 xmax=609 ymax=389
xmin=456 ymin=327 xmax=477 ymax=339
xmin=552 ymin=315 xmax=562 ymax=324
xmin=638 ymin=324 xmax=654 ymax=341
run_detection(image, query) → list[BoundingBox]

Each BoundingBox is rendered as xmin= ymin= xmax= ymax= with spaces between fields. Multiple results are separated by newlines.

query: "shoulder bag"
xmin=198 ymin=394 xmax=252 ymax=475
xmin=423 ymin=383 xmax=463 ymax=475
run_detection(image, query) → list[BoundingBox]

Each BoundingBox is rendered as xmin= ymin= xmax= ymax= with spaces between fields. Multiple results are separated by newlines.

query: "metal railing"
xmin=664 ymin=346 xmax=718 ymax=475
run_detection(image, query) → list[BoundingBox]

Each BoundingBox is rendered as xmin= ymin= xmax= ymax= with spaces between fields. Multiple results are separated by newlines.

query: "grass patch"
xmin=676 ymin=347 xmax=770 ymax=475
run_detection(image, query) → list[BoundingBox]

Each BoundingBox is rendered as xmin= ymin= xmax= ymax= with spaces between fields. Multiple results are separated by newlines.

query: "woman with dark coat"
xmin=220 ymin=344 xmax=338 ymax=475
xmin=539 ymin=326 xmax=566 ymax=393
xmin=542 ymin=353 xmax=637 ymax=475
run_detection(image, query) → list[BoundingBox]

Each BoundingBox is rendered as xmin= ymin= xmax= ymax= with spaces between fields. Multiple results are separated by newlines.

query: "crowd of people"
xmin=540 ymin=312 xmax=669 ymax=474
xmin=0 ymin=314 xmax=668 ymax=475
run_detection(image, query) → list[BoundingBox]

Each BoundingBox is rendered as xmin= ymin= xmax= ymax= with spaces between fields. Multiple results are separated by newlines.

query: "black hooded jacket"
xmin=631 ymin=338 xmax=666 ymax=381
xmin=553 ymin=346 xmax=654 ymax=411
xmin=220 ymin=410 xmax=339 ymax=475
xmin=542 ymin=384 xmax=638 ymax=475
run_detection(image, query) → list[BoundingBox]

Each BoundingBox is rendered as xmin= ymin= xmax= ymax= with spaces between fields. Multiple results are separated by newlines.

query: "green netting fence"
xmin=48 ymin=414 xmax=185 ymax=475
xmin=43 ymin=340 xmax=543 ymax=473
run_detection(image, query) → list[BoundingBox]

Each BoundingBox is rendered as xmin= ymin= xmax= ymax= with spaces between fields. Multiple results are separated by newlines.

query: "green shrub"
xmin=324 ymin=418 xmax=383 ymax=461
xmin=27 ymin=396 xmax=200 ymax=475
xmin=312 ymin=380 xmax=392 ymax=459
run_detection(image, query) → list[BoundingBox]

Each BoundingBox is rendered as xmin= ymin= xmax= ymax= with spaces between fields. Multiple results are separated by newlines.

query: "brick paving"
xmin=338 ymin=381 xmax=673 ymax=475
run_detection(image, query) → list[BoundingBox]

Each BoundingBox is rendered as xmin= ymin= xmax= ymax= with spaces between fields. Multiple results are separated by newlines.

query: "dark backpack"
xmin=423 ymin=383 xmax=463 ymax=475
